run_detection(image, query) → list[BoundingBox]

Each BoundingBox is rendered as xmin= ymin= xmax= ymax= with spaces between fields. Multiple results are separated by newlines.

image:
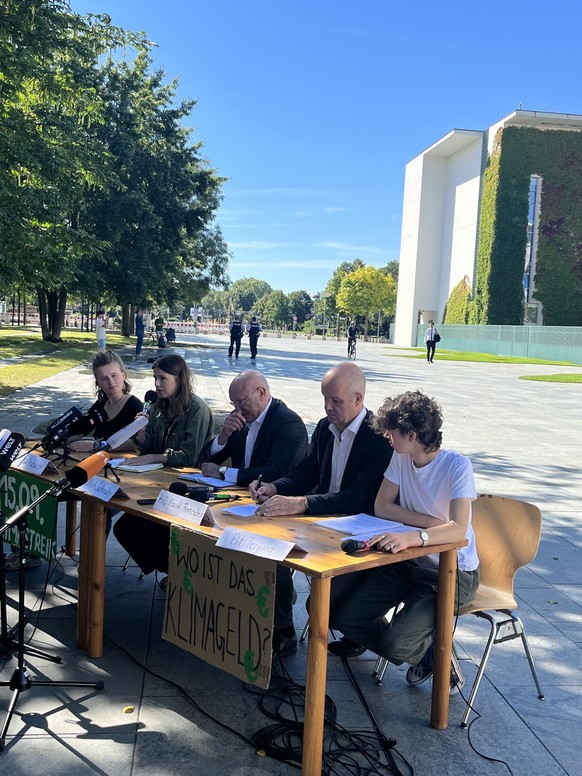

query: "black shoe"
xmin=328 ymin=636 xmax=367 ymax=657
xmin=273 ymin=630 xmax=297 ymax=658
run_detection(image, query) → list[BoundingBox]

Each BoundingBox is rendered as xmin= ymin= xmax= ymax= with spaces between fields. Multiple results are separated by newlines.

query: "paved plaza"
xmin=0 ymin=331 xmax=581 ymax=775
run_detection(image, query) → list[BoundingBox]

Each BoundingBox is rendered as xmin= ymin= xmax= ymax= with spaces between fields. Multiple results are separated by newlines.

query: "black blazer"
xmin=273 ymin=409 xmax=392 ymax=515
xmin=204 ymin=398 xmax=308 ymax=486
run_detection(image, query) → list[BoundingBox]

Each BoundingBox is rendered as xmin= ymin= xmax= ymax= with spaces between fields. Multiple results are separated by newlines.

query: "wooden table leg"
xmin=65 ymin=500 xmax=78 ymax=557
xmin=302 ymin=576 xmax=330 ymax=776
xmin=431 ymin=547 xmax=457 ymax=729
xmin=77 ymin=499 xmax=107 ymax=658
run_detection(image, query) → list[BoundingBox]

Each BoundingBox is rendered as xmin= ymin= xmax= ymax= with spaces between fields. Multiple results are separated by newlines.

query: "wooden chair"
xmin=457 ymin=493 xmax=544 ymax=726
xmin=371 ymin=494 xmax=545 ymax=726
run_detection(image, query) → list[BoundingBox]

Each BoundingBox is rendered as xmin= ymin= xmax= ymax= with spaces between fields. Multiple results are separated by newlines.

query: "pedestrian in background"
xmin=424 ymin=320 xmax=439 ymax=363
xmin=246 ymin=315 xmax=262 ymax=360
xmin=135 ymin=308 xmax=145 ymax=359
xmin=95 ymin=310 xmax=107 ymax=351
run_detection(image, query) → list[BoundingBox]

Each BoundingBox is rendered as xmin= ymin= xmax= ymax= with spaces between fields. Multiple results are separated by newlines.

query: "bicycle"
xmin=347 ymin=337 xmax=357 ymax=360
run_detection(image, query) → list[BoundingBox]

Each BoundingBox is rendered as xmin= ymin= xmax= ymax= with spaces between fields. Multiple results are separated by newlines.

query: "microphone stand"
xmin=0 ymin=480 xmax=104 ymax=750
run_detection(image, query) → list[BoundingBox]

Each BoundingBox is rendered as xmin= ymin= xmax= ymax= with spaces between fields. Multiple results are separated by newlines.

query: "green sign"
xmin=0 ymin=471 xmax=58 ymax=562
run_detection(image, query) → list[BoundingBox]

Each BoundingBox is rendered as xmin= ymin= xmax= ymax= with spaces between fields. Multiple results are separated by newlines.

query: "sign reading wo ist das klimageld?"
xmin=163 ymin=524 xmax=276 ymax=689
xmin=0 ymin=470 xmax=58 ymax=562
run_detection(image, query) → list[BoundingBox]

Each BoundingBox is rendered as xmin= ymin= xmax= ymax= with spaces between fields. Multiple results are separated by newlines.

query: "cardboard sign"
xmin=11 ymin=452 xmax=59 ymax=476
xmin=0 ymin=470 xmax=58 ymax=561
xmin=77 ymin=476 xmax=128 ymax=502
xmin=163 ymin=524 xmax=275 ymax=688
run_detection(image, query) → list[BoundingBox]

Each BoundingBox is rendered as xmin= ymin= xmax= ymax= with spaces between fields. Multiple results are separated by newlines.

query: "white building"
xmin=393 ymin=110 xmax=582 ymax=346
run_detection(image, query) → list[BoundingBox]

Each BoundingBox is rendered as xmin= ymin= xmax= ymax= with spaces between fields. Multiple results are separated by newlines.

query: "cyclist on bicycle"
xmin=347 ymin=320 xmax=359 ymax=358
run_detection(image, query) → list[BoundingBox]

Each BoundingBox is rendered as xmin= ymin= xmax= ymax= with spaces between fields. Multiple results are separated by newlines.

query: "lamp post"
xmin=321 ymin=291 xmax=331 ymax=340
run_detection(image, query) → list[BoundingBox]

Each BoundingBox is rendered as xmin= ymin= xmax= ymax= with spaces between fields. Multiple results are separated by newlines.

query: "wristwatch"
xmin=218 ymin=465 xmax=228 ymax=479
xmin=417 ymin=529 xmax=429 ymax=547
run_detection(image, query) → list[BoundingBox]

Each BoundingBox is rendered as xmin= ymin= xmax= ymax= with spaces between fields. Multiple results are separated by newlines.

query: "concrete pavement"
xmin=1 ymin=331 xmax=581 ymax=775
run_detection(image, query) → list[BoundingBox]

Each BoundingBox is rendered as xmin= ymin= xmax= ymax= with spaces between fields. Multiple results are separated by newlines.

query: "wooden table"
xmin=70 ymin=466 xmax=464 ymax=776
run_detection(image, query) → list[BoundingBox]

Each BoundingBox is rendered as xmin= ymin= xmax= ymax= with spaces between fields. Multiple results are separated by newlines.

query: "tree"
xmin=336 ymin=265 xmax=396 ymax=338
xmin=201 ymin=289 xmax=229 ymax=320
xmin=0 ymin=2 xmax=147 ymax=340
xmin=77 ymin=52 xmax=230 ymax=335
xmin=255 ymin=290 xmax=290 ymax=328
xmin=443 ymin=276 xmax=471 ymax=324
xmin=380 ymin=260 xmax=399 ymax=283
xmin=287 ymin=290 xmax=313 ymax=325
xmin=324 ymin=259 xmax=365 ymax=317
xmin=229 ymin=278 xmax=272 ymax=314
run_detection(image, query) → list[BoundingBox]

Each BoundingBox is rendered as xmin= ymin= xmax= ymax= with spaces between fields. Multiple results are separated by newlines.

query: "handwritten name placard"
xmin=154 ymin=489 xmax=209 ymax=524
xmin=77 ymin=476 xmax=122 ymax=502
xmin=216 ymin=526 xmax=295 ymax=561
xmin=163 ymin=525 xmax=275 ymax=688
xmin=11 ymin=453 xmax=58 ymax=476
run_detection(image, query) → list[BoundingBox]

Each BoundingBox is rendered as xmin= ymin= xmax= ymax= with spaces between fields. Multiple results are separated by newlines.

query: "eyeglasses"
xmin=229 ymin=386 xmax=260 ymax=408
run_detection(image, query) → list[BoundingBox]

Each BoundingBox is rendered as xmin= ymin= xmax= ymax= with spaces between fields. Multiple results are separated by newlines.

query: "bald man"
xmin=250 ymin=362 xmax=393 ymax=655
xmin=201 ymin=370 xmax=308 ymax=486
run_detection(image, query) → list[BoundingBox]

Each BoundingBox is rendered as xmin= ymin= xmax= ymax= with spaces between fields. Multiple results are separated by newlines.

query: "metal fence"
xmin=416 ymin=324 xmax=582 ymax=365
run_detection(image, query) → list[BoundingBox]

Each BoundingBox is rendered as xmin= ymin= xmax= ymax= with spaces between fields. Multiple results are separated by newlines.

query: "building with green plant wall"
xmin=393 ymin=110 xmax=582 ymax=346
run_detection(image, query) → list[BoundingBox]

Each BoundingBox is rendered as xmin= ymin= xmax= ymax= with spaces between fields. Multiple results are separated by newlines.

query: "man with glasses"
xmin=200 ymin=370 xmax=308 ymax=657
xmin=201 ymin=370 xmax=308 ymax=487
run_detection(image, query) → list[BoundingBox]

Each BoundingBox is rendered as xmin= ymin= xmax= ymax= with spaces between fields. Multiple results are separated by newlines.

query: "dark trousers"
xmin=113 ymin=513 xmax=169 ymax=575
xmin=135 ymin=333 xmax=144 ymax=356
xmin=249 ymin=336 xmax=259 ymax=359
xmin=330 ymin=561 xmax=479 ymax=665
xmin=228 ymin=335 xmax=242 ymax=357
xmin=426 ymin=341 xmax=436 ymax=362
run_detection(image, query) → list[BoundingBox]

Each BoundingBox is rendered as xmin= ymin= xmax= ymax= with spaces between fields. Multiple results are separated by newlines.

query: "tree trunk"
xmin=37 ymin=286 xmax=67 ymax=341
xmin=121 ymin=303 xmax=132 ymax=337
xmin=363 ymin=313 xmax=370 ymax=341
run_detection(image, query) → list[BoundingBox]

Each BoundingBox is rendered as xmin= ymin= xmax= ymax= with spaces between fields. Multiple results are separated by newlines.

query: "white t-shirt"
xmin=95 ymin=316 xmax=106 ymax=341
xmin=384 ymin=449 xmax=479 ymax=571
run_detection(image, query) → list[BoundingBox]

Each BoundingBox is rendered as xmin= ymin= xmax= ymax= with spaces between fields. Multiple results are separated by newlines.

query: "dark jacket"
xmin=204 ymin=398 xmax=308 ymax=485
xmin=273 ymin=410 xmax=392 ymax=515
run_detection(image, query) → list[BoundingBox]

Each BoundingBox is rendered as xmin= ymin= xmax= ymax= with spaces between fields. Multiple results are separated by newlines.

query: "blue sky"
xmin=72 ymin=1 xmax=582 ymax=294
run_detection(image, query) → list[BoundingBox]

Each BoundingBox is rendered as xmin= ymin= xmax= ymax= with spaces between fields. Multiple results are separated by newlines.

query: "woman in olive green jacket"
xmin=113 ymin=354 xmax=213 ymax=575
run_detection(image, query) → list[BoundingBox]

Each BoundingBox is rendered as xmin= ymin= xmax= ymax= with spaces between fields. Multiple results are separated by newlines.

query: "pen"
xmin=256 ymin=474 xmax=263 ymax=489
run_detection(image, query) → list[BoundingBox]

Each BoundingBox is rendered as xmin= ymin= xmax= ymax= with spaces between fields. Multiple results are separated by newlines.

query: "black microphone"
xmin=341 ymin=538 xmax=379 ymax=554
xmin=0 ymin=429 xmax=26 ymax=472
xmin=67 ymin=403 xmax=109 ymax=437
xmin=169 ymin=481 xmax=211 ymax=503
xmin=41 ymin=406 xmax=85 ymax=449
xmin=143 ymin=390 xmax=157 ymax=415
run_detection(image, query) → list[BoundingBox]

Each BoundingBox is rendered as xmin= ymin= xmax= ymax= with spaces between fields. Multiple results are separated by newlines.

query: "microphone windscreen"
xmin=66 ymin=451 xmax=111 ymax=487
xmin=144 ymin=390 xmax=157 ymax=404
xmin=0 ymin=431 xmax=26 ymax=472
xmin=46 ymin=406 xmax=84 ymax=438
xmin=340 ymin=538 xmax=368 ymax=554
xmin=169 ymin=481 xmax=189 ymax=496
xmin=105 ymin=415 xmax=148 ymax=450
xmin=68 ymin=415 xmax=97 ymax=437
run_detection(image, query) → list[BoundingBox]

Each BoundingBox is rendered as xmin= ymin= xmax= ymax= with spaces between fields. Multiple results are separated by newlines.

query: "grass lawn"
xmin=0 ymin=327 xmax=132 ymax=397
xmin=519 ymin=373 xmax=582 ymax=383
xmin=401 ymin=348 xmax=580 ymax=367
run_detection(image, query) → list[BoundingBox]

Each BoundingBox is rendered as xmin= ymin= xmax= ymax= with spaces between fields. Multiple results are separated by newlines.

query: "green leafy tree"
xmin=287 ymin=290 xmax=313 ymax=325
xmin=229 ymin=278 xmax=272 ymax=314
xmin=78 ymin=52 xmax=229 ymax=336
xmin=336 ymin=265 xmax=396 ymax=338
xmin=201 ymin=289 xmax=229 ymax=319
xmin=380 ymin=260 xmax=399 ymax=283
xmin=254 ymin=290 xmax=290 ymax=328
xmin=324 ymin=259 xmax=365 ymax=317
xmin=0 ymin=2 xmax=146 ymax=340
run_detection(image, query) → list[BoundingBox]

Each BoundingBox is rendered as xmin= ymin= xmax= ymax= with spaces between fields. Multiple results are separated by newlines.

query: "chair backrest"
xmin=470 ymin=494 xmax=542 ymax=597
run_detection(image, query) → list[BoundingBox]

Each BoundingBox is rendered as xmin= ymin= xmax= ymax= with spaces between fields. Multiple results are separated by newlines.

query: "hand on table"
xmin=201 ymin=462 xmax=222 ymax=478
xmin=255 ymin=494 xmax=307 ymax=516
